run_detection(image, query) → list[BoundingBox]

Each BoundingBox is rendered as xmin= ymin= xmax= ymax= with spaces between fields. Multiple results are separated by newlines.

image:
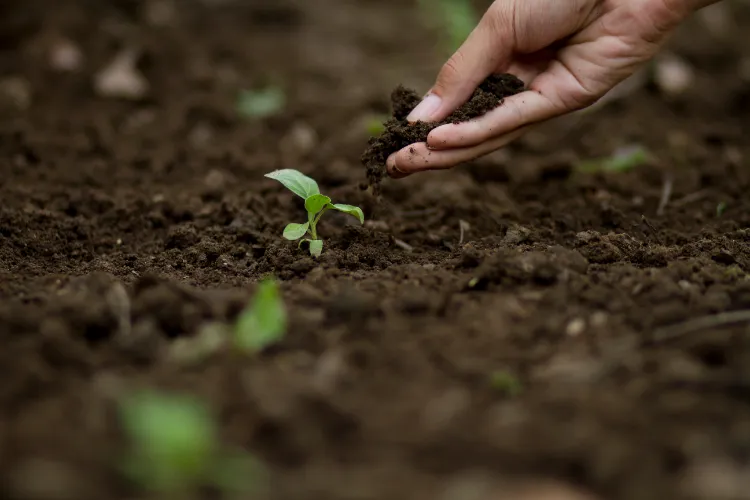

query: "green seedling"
xmin=716 ymin=201 xmax=728 ymax=217
xmin=265 ymin=169 xmax=365 ymax=257
xmin=419 ymin=0 xmax=478 ymax=52
xmin=575 ymin=144 xmax=650 ymax=174
xmin=237 ymin=85 xmax=285 ymax=119
xmin=119 ymin=390 xmax=264 ymax=497
xmin=235 ymin=277 xmax=287 ymax=353
xmin=364 ymin=114 xmax=388 ymax=136
xmin=489 ymin=370 xmax=522 ymax=397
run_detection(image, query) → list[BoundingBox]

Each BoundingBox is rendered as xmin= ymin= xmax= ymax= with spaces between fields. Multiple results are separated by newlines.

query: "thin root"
xmin=652 ymin=309 xmax=750 ymax=343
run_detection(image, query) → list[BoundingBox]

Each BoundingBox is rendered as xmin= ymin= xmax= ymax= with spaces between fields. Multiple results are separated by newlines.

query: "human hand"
xmin=387 ymin=0 xmax=711 ymax=178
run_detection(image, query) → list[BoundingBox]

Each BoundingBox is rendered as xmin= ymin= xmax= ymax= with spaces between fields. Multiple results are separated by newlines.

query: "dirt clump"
xmin=362 ymin=73 xmax=526 ymax=192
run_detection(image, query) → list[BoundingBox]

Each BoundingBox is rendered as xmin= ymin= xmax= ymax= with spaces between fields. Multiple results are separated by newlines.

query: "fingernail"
xmin=407 ymin=93 xmax=442 ymax=123
xmin=386 ymin=153 xmax=408 ymax=177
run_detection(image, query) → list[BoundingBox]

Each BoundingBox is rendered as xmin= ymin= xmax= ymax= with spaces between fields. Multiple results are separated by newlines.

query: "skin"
xmin=387 ymin=0 xmax=722 ymax=179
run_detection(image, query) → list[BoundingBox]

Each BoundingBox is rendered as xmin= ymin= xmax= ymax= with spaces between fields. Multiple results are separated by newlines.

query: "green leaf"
xmin=211 ymin=451 xmax=267 ymax=495
xmin=575 ymin=145 xmax=649 ymax=174
xmin=304 ymin=194 xmax=331 ymax=214
xmin=309 ymin=239 xmax=323 ymax=258
xmin=237 ymin=87 xmax=285 ymax=119
xmin=489 ymin=371 xmax=522 ymax=397
xmin=364 ymin=114 xmax=388 ymax=136
xmin=234 ymin=278 xmax=287 ymax=353
xmin=717 ymin=201 xmax=728 ymax=217
xmin=419 ymin=0 xmax=477 ymax=53
xmin=119 ymin=390 xmax=216 ymax=490
xmin=265 ymin=169 xmax=320 ymax=199
xmin=283 ymin=222 xmax=309 ymax=240
xmin=332 ymin=203 xmax=364 ymax=224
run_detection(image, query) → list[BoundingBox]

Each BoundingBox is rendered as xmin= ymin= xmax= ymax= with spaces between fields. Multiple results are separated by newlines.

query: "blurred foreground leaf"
xmin=575 ymin=144 xmax=650 ymax=174
xmin=235 ymin=277 xmax=287 ymax=353
xmin=237 ymin=86 xmax=286 ymax=119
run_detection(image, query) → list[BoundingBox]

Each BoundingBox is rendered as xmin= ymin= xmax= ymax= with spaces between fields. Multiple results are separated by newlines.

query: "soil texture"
xmin=2 ymin=1 xmax=750 ymax=500
xmin=363 ymin=73 xmax=526 ymax=191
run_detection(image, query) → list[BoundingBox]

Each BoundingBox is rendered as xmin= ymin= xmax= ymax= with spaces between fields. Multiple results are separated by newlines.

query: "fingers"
xmin=386 ymin=125 xmax=534 ymax=178
xmin=426 ymin=85 xmax=565 ymax=151
xmin=406 ymin=3 xmax=514 ymax=123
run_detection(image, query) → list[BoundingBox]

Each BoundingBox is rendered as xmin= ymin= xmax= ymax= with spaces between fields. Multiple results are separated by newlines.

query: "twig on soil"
xmin=671 ymin=189 xmax=710 ymax=208
xmin=656 ymin=175 xmax=673 ymax=216
xmin=393 ymin=238 xmax=414 ymax=253
xmin=651 ymin=309 xmax=750 ymax=344
xmin=641 ymin=215 xmax=663 ymax=245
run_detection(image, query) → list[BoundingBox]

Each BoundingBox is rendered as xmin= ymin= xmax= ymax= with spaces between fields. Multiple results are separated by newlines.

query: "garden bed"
xmin=2 ymin=1 xmax=750 ymax=499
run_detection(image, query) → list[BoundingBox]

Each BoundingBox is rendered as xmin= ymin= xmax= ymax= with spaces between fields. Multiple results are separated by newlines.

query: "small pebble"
xmin=566 ymin=318 xmax=586 ymax=337
xmin=49 ymin=38 xmax=83 ymax=72
xmin=654 ymin=53 xmax=694 ymax=96
xmin=95 ymin=49 xmax=148 ymax=100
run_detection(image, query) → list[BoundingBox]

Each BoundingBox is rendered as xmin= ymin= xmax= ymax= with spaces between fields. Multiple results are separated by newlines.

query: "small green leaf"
xmin=309 ymin=240 xmax=323 ymax=258
xmin=575 ymin=145 xmax=649 ymax=174
xmin=265 ymin=169 xmax=320 ymax=199
xmin=332 ymin=203 xmax=364 ymax=224
xmin=210 ymin=451 xmax=267 ymax=495
xmin=119 ymin=390 xmax=216 ymax=491
xmin=283 ymin=222 xmax=309 ymax=241
xmin=305 ymin=194 xmax=331 ymax=214
xmin=237 ymin=87 xmax=285 ymax=119
xmin=235 ymin=278 xmax=287 ymax=353
xmin=364 ymin=115 xmax=388 ymax=136
xmin=489 ymin=370 xmax=522 ymax=397
xmin=717 ymin=201 xmax=728 ymax=217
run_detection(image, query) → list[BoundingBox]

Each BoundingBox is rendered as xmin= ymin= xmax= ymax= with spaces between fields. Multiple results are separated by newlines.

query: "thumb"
xmin=407 ymin=5 xmax=514 ymax=123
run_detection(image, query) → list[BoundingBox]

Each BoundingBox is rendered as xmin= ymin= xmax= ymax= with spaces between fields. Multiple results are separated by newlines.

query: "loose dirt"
xmin=362 ymin=73 xmax=526 ymax=191
xmin=2 ymin=1 xmax=750 ymax=500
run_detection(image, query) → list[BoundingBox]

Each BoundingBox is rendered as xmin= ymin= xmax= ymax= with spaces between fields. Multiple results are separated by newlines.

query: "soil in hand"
xmin=361 ymin=73 xmax=526 ymax=192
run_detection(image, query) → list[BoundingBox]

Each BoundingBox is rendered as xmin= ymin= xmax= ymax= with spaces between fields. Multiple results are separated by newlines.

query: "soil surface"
xmin=362 ymin=73 xmax=525 ymax=191
xmin=2 ymin=1 xmax=750 ymax=500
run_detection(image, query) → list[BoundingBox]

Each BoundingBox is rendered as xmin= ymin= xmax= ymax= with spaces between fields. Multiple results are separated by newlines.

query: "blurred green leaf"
xmin=575 ymin=145 xmax=650 ymax=174
xmin=235 ymin=278 xmax=287 ymax=353
xmin=211 ymin=451 xmax=268 ymax=495
xmin=364 ymin=114 xmax=388 ymax=136
xmin=489 ymin=370 xmax=522 ymax=397
xmin=237 ymin=86 xmax=286 ymax=119
xmin=420 ymin=0 xmax=478 ymax=52
xmin=119 ymin=390 xmax=216 ymax=491
xmin=717 ymin=201 xmax=728 ymax=217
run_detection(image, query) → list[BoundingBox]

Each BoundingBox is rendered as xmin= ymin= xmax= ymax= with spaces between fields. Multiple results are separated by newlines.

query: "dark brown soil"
xmin=2 ymin=1 xmax=750 ymax=499
xmin=362 ymin=73 xmax=526 ymax=191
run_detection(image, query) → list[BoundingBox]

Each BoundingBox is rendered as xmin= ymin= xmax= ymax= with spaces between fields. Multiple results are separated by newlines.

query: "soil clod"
xmin=362 ymin=74 xmax=526 ymax=193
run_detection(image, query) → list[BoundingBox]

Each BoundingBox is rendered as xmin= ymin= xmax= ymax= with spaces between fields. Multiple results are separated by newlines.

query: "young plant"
xmin=575 ymin=144 xmax=650 ymax=174
xmin=419 ymin=0 xmax=478 ymax=53
xmin=118 ymin=390 xmax=265 ymax=497
xmin=234 ymin=277 xmax=287 ymax=353
xmin=237 ymin=85 xmax=286 ymax=119
xmin=489 ymin=370 xmax=522 ymax=397
xmin=265 ymin=169 xmax=364 ymax=257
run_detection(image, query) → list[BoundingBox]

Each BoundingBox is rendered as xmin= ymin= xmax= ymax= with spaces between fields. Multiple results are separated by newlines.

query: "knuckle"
xmin=484 ymin=1 xmax=514 ymax=39
xmin=435 ymin=53 xmax=466 ymax=91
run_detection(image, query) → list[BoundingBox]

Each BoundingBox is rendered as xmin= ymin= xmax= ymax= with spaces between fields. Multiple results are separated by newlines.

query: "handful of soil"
xmin=361 ymin=73 xmax=526 ymax=193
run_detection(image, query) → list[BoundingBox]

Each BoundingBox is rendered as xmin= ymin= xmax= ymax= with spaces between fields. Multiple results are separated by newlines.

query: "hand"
xmin=387 ymin=0 xmax=708 ymax=178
